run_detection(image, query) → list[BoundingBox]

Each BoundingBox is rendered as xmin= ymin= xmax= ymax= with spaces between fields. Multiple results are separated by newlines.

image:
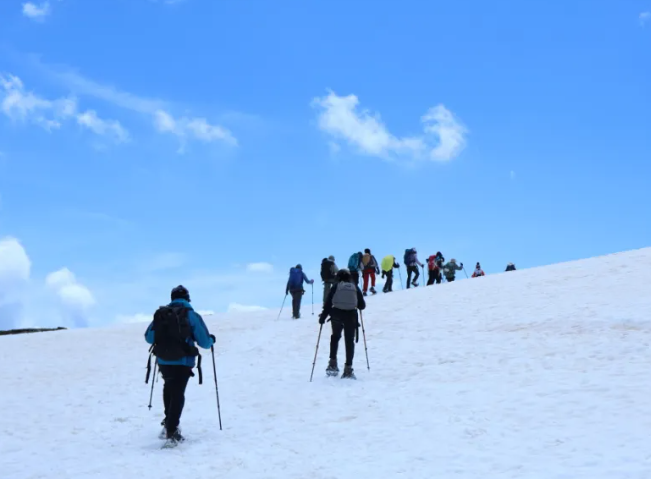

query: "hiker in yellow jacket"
xmin=381 ymin=255 xmax=400 ymax=293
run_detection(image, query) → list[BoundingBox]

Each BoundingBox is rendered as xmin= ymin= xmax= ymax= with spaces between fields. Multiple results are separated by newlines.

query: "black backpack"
xmin=321 ymin=258 xmax=335 ymax=281
xmin=151 ymin=305 xmax=199 ymax=361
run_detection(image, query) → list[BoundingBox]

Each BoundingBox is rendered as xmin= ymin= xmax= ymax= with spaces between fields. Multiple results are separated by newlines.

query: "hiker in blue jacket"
xmin=286 ymin=264 xmax=314 ymax=319
xmin=144 ymin=285 xmax=215 ymax=446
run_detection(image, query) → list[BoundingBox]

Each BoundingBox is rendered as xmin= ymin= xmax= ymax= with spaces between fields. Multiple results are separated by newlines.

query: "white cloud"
xmin=246 ymin=262 xmax=274 ymax=273
xmin=197 ymin=310 xmax=215 ymax=316
xmin=311 ymin=90 xmax=467 ymax=163
xmin=22 ymin=2 xmax=50 ymax=21
xmin=46 ymin=267 xmax=96 ymax=327
xmin=116 ymin=313 xmax=151 ymax=324
xmin=0 ymin=237 xmax=31 ymax=330
xmin=154 ymin=109 xmax=237 ymax=151
xmin=0 ymin=74 xmax=128 ymax=143
xmin=227 ymin=303 xmax=267 ymax=313
xmin=76 ymin=110 xmax=129 ymax=143
xmin=640 ymin=12 xmax=650 ymax=26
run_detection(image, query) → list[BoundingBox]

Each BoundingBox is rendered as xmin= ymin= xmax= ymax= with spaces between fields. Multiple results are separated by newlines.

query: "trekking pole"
xmin=276 ymin=294 xmax=287 ymax=321
xmin=463 ymin=266 xmax=469 ymax=279
xmin=309 ymin=323 xmax=324 ymax=382
xmin=210 ymin=345 xmax=223 ymax=430
xmin=359 ymin=311 xmax=370 ymax=371
xmin=147 ymin=360 xmax=157 ymax=410
xmin=311 ymin=283 xmax=314 ymax=315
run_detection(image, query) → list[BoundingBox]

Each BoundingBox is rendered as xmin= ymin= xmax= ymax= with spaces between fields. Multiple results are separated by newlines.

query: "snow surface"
xmin=2 ymin=248 xmax=651 ymax=479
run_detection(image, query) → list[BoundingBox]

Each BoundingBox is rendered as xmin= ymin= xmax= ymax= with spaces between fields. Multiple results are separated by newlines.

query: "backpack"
xmin=404 ymin=248 xmax=415 ymax=265
xmin=332 ymin=282 xmax=358 ymax=311
xmin=288 ymin=267 xmax=304 ymax=289
xmin=151 ymin=305 xmax=199 ymax=362
xmin=427 ymin=255 xmax=438 ymax=271
xmin=348 ymin=253 xmax=360 ymax=270
xmin=320 ymin=258 xmax=335 ymax=282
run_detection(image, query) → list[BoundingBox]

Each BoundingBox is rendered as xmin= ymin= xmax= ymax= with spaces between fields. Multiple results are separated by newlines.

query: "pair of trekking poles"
xmin=309 ymin=310 xmax=370 ymax=382
xmin=147 ymin=345 xmax=223 ymax=431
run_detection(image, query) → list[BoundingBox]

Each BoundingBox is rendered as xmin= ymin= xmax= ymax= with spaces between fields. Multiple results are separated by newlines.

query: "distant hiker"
xmin=361 ymin=248 xmax=380 ymax=296
xmin=286 ymin=264 xmax=314 ymax=319
xmin=442 ymin=259 xmax=463 ymax=282
xmin=320 ymin=255 xmax=339 ymax=303
xmin=144 ymin=285 xmax=215 ymax=447
xmin=347 ymin=251 xmax=364 ymax=286
xmin=427 ymin=251 xmax=445 ymax=285
xmin=505 ymin=263 xmax=516 ymax=272
xmin=380 ymin=254 xmax=400 ymax=292
xmin=472 ymin=262 xmax=485 ymax=278
xmin=403 ymin=247 xmax=423 ymax=288
xmin=319 ymin=268 xmax=366 ymax=379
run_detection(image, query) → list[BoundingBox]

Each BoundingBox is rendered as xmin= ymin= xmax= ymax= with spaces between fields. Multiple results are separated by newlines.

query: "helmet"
xmin=171 ymin=285 xmax=190 ymax=302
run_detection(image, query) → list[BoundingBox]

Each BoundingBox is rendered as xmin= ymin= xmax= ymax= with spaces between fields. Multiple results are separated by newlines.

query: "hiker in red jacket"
xmin=472 ymin=262 xmax=485 ymax=278
xmin=427 ymin=252 xmax=444 ymax=285
xmin=361 ymin=248 xmax=380 ymax=296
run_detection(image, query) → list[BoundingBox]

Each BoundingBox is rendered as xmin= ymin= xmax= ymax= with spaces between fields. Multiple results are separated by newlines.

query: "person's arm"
xmin=189 ymin=310 xmax=215 ymax=349
xmin=320 ymin=284 xmax=337 ymax=321
xmin=303 ymin=272 xmax=314 ymax=284
xmin=356 ymin=286 xmax=366 ymax=311
xmin=144 ymin=321 xmax=155 ymax=344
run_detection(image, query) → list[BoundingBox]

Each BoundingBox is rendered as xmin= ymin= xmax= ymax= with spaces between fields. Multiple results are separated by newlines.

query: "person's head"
xmin=450 ymin=258 xmax=457 ymax=264
xmin=336 ymin=268 xmax=352 ymax=282
xmin=476 ymin=262 xmax=481 ymax=268
xmin=296 ymin=264 xmax=302 ymax=270
xmin=328 ymin=255 xmax=335 ymax=261
xmin=364 ymin=248 xmax=371 ymax=254
xmin=171 ymin=285 xmax=190 ymax=302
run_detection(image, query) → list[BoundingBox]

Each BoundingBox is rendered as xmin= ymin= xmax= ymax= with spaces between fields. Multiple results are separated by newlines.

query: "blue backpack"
xmin=288 ymin=268 xmax=304 ymax=289
xmin=348 ymin=253 xmax=360 ymax=270
xmin=404 ymin=248 xmax=415 ymax=265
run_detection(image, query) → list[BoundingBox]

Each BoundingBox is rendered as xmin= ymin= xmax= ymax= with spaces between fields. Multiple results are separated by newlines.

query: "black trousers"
xmin=329 ymin=313 xmax=358 ymax=366
xmin=383 ymin=270 xmax=394 ymax=292
xmin=406 ymin=265 xmax=419 ymax=287
xmin=159 ymin=364 xmax=192 ymax=436
xmin=427 ymin=269 xmax=441 ymax=285
xmin=351 ymin=271 xmax=360 ymax=286
xmin=290 ymin=290 xmax=303 ymax=317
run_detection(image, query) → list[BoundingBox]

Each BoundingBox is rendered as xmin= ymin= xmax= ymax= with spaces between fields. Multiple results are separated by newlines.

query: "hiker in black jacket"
xmin=319 ymin=268 xmax=366 ymax=379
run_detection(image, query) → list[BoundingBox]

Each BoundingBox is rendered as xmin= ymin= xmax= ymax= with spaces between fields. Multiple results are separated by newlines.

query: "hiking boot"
xmin=370 ymin=287 xmax=376 ymax=294
xmin=159 ymin=419 xmax=181 ymax=439
xmin=162 ymin=429 xmax=185 ymax=448
xmin=341 ymin=365 xmax=356 ymax=379
xmin=326 ymin=358 xmax=339 ymax=376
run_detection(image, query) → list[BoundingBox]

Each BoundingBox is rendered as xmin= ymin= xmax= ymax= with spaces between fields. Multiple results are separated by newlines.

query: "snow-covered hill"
xmin=2 ymin=248 xmax=651 ymax=479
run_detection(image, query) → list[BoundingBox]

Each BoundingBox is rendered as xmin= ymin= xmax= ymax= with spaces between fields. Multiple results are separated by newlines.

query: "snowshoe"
xmin=326 ymin=359 xmax=339 ymax=377
xmin=341 ymin=365 xmax=356 ymax=380
xmin=162 ymin=429 xmax=185 ymax=449
xmin=370 ymin=287 xmax=377 ymax=295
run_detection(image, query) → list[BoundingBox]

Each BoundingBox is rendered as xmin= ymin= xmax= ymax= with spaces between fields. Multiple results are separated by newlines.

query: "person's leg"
xmin=427 ymin=269 xmax=434 ymax=285
xmin=291 ymin=291 xmax=301 ymax=318
xmin=413 ymin=266 xmax=420 ymax=284
xmin=406 ymin=267 xmax=412 ymax=288
xmin=386 ymin=270 xmax=393 ymax=291
xmin=370 ymin=271 xmax=376 ymax=288
xmin=159 ymin=365 xmax=192 ymax=438
xmin=329 ymin=319 xmax=344 ymax=364
xmin=343 ymin=319 xmax=356 ymax=366
xmin=362 ymin=269 xmax=370 ymax=293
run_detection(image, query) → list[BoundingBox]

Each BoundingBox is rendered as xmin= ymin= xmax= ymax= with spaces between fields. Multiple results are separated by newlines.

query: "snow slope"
xmin=2 ymin=247 xmax=651 ymax=479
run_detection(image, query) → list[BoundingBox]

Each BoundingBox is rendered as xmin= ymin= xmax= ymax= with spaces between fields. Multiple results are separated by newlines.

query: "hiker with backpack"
xmin=319 ymin=268 xmax=366 ymax=379
xmin=347 ymin=251 xmax=364 ymax=286
xmin=442 ymin=259 xmax=464 ymax=282
xmin=144 ymin=285 xmax=216 ymax=447
xmin=505 ymin=263 xmax=516 ymax=272
xmin=380 ymin=254 xmax=400 ymax=292
xmin=286 ymin=264 xmax=315 ymax=319
xmin=472 ymin=262 xmax=485 ymax=278
xmin=426 ymin=252 xmax=444 ymax=285
xmin=320 ymin=256 xmax=339 ymax=303
xmin=403 ymin=247 xmax=424 ymax=288
xmin=361 ymin=248 xmax=381 ymax=296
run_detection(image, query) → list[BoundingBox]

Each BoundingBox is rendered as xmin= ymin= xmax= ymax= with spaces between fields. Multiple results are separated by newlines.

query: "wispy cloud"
xmin=154 ymin=109 xmax=237 ymax=151
xmin=246 ymin=262 xmax=274 ymax=273
xmin=311 ymin=90 xmax=467 ymax=163
xmin=28 ymin=59 xmax=239 ymax=151
xmin=0 ymin=74 xmax=128 ymax=142
xmin=640 ymin=12 xmax=650 ymax=26
xmin=22 ymin=2 xmax=50 ymax=21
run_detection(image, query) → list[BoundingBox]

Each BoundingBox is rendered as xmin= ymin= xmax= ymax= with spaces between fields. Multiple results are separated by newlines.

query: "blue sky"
xmin=0 ymin=0 xmax=649 ymax=328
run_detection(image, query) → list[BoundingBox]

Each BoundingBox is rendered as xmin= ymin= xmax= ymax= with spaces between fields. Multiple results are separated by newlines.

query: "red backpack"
xmin=427 ymin=255 xmax=438 ymax=271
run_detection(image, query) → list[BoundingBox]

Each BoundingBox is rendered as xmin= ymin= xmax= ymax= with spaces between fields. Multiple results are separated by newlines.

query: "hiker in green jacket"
xmin=442 ymin=259 xmax=464 ymax=282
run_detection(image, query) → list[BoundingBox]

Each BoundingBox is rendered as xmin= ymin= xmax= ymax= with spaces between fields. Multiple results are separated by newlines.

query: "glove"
xmin=285 ymin=289 xmax=289 ymax=295
xmin=319 ymin=313 xmax=327 ymax=325
xmin=460 ymin=263 xmax=464 ymax=268
xmin=310 ymin=279 xmax=315 ymax=284
xmin=381 ymin=271 xmax=385 ymax=279
xmin=210 ymin=334 xmax=216 ymax=343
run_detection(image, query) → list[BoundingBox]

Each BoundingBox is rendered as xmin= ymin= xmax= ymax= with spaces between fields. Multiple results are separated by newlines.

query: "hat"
xmin=328 ymin=255 xmax=335 ymax=261
xmin=171 ymin=285 xmax=190 ymax=302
